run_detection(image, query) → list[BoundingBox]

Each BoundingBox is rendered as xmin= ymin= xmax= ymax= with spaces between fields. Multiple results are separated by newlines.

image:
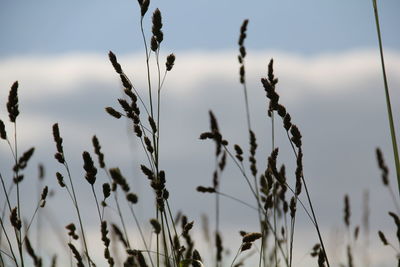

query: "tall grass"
xmin=0 ymin=1 xmax=399 ymax=267
xmin=371 ymin=0 xmax=400 ymax=197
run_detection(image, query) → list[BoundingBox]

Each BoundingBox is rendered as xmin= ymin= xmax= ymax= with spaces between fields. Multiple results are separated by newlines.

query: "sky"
xmin=1 ymin=1 xmax=400 ymax=266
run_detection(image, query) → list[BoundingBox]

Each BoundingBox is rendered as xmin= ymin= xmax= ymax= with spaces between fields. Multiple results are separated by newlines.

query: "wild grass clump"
xmin=0 ymin=1 xmax=399 ymax=267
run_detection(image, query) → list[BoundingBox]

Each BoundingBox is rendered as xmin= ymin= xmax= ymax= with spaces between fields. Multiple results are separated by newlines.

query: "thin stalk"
xmin=0 ymin=217 xmax=19 ymax=266
xmin=289 ymin=208 xmax=296 ymax=267
xmin=0 ymin=181 xmax=15 ymax=259
xmin=103 ymin=169 xmax=131 ymax=248
xmin=150 ymin=49 xmax=160 ymax=180
xmin=273 ymin=192 xmax=278 ymax=267
xmin=230 ymin=246 xmax=242 ymax=267
xmin=301 ymin=177 xmax=330 ymax=267
xmin=271 ymin=113 xmax=275 ymax=150
xmin=214 ymin=159 xmax=220 ymax=267
xmin=156 ymin=209 xmax=160 ymax=267
xmin=0 ymin=248 xmax=13 ymax=263
xmin=162 ymin=211 xmax=178 ymax=266
xmin=284 ymin=129 xmax=330 ymax=267
xmin=155 ymin=50 xmax=163 ymax=174
xmin=0 ymin=173 xmax=13 ymax=214
xmin=90 ymin=186 xmax=102 ymax=223
xmin=271 ymin=111 xmax=278 ymax=267
xmin=263 ymin=214 xmax=289 ymax=267
xmin=224 ymin=146 xmax=316 ymax=226
xmin=120 ymin=73 xmax=151 ymax=117
xmin=165 ymin=201 xmax=180 ymax=249
xmin=216 ymin=191 xmax=257 ymax=211
xmin=258 ymin=226 xmax=265 ymax=267
xmin=128 ymin=205 xmax=155 ymax=267
xmin=223 ymin=147 xmax=258 ymax=201
xmin=241 ymin=58 xmax=266 ymax=266
xmin=36 ymin=176 xmax=43 ymax=255
xmin=11 ymin=122 xmax=24 ymax=267
xmin=139 ymin=133 xmax=156 ymax=170
xmin=6 ymin=140 xmax=16 ymax=162
xmin=22 ymin=201 xmax=42 ymax=245
xmin=243 ymin=82 xmax=252 ymax=131
xmin=284 ymin=212 xmax=289 ymax=262
xmin=222 ymin=147 xmax=289 ymax=267
xmin=387 ymin=186 xmax=400 ymax=214
xmin=160 ymin=71 xmax=168 ymax=92
xmin=112 ymin=191 xmax=131 ymax=248
xmin=160 ymin=212 xmax=171 ymax=267
xmin=215 ymin=200 xmax=220 ymax=267
xmin=64 ymin=162 xmax=92 ymax=267
xmin=140 ymin=18 xmax=154 ymax=119
xmin=372 ymin=0 xmax=400 ymax=197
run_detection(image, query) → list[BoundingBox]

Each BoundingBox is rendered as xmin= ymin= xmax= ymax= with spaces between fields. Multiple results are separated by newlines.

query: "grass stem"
xmin=372 ymin=0 xmax=400 ymax=197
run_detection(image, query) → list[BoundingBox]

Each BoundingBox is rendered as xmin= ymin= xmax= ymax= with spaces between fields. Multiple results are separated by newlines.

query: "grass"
xmin=372 ymin=0 xmax=400 ymax=198
xmin=0 ymin=1 xmax=399 ymax=267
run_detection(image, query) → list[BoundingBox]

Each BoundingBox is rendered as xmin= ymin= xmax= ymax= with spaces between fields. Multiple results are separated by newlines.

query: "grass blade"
xmin=372 ymin=0 xmax=400 ymax=196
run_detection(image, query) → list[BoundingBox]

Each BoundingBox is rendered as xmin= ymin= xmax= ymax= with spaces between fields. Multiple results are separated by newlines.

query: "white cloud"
xmin=1 ymin=49 xmax=399 ymax=101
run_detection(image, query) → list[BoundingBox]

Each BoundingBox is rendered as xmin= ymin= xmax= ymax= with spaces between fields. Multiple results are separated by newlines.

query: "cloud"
xmin=1 ymin=49 xmax=399 ymax=98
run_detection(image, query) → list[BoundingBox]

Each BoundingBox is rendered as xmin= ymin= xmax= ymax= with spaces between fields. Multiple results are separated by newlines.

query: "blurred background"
xmin=1 ymin=0 xmax=400 ymax=266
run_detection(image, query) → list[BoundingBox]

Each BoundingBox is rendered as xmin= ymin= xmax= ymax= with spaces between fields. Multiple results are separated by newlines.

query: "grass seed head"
xmin=344 ymin=195 xmax=350 ymax=227
xmin=82 ymin=151 xmax=97 ymax=185
xmin=378 ymin=230 xmax=388 ymax=245
xmin=10 ymin=207 xmax=21 ymax=230
xmin=52 ymin=123 xmax=63 ymax=153
xmin=238 ymin=19 xmax=249 ymax=46
xmin=126 ymin=193 xmax=138 ymax=204
xmin=92 ymin=135 xmax=105 ymax=168
xmin=109 ymin=168 xmax=130 ymax=192
xmin=166 ymin=53 xmax=176 ymax=71
xmin=120 ymin=74 xmax=133 ymax=90
xmin=105 ymin=107 xmax=122 ymax=119
xmin=68 ymin=243 xmax=84 ymax=267
xmin=242 ymin=232 xmax=262 ymax=243
xmin=0 ymin=119 xmax=7 ymax=139
xmin=376 ymin=148 xmax=389 ymax=186
xmin=290 ymin=196 xmax=297 ymax=218
xmin=150 ymin=218 xmax=161 ymax=234
xmin=7 ymin=81 xmax=19 ymax=123
xmin=152 ymin=8 xmax=163 ymax=43
xmin=56 ymin=172 xmax=65 ymax=187
xmin=241 ymin=242 xmax=252 ymax=252
xmin=108 ymin=51 xmax=122 ymax=74
xmin=102 ymin=183 xmax=111 ymax=199
xmin=290 ymin=124 xmax=302 ymax=148
xmin=112 ymin=224 xmax=128 ymax=248
xmin=283 ymin=113 xmax=292 ymax=131
xmin=140 ymin=0 xmax=150 ymax=17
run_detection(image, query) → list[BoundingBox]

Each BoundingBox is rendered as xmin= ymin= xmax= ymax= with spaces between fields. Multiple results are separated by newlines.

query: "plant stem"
xmin=64 ymin=162 xmax=92 ymax=267
xmin=12 ymin=122 xmax=24 ymax=267
xmin=128 ymin=205 xmax=155 ymax=267
xmin=140 ymin=18 xmax=154 ymax=120
xmin=0 ymin=217 xmax=19 ymax=266
xmin=372 ymin=0 xmax=400 ymax=197
xmin=91 ymin=186 xmax=102 ymax=223
xmin=103 ymin=169 xmax=131 ymax=248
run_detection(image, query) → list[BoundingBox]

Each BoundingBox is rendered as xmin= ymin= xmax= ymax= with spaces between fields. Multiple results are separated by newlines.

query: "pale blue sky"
xmin=0 ymin=0 xmax=399 ymax=58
